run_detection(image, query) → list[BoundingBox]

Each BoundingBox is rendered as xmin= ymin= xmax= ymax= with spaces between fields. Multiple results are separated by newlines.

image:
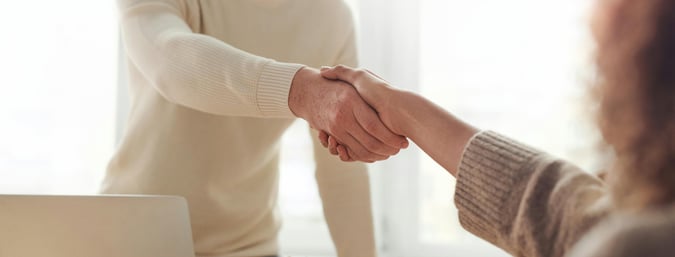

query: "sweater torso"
xmin=103 ymin=1 xmax=356 ymax=256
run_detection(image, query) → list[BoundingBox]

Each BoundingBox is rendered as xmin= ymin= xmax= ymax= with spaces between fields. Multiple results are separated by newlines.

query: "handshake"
xmin=288 ymin=65 xmax=412 ymax=163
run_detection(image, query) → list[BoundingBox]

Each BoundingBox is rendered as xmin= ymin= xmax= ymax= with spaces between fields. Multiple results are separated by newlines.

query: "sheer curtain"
xmin=0 ymin=1 xmax=118 ymax=194
xmin=359 ymin=0 xmax=597 ymax=256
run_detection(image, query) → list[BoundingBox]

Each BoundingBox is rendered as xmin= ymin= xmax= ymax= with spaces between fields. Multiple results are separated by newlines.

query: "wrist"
xmin=390 ymin=90 xmax=421 ymax=136
xmin=288 ymin=66 xmax=315 ymax=118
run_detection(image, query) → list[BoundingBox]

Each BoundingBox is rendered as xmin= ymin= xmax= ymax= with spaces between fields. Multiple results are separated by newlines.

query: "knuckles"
xmin=336 ymin=87 xmax=358 ymax=105
xmin=327 ymin=106 xmax=349 ymax=130
xmin=328 ymin=90 xmax=358 ymax=125
xmin=354 ymin=69 xmax=368 ymax=78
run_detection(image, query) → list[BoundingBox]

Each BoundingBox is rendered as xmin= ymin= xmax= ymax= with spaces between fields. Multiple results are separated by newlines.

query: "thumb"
xmin=320 ymin=66 xmax=339 ymax=80
xmin=320 ymin=65 xmax=359 ymax=83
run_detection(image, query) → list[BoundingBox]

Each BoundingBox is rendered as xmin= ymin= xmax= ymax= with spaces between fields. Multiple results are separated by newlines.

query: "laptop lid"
xmin=0 ymin=195 xmax=195 ymax=257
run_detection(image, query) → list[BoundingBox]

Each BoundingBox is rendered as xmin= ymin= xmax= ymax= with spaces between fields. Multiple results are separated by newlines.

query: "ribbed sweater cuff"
xmin=256 ymin=61 xmax=305 ymax=117
xmin=454 ymin=131 xmax=541 ymax=245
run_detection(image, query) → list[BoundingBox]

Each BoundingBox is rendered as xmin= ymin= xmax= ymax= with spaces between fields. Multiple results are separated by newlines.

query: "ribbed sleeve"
xmin=454 ymin=131 xmax=611 ymax=257
xmin=455 ymin=131 xmax=540 ymax=245
xmin=256 ymin=62 xmax=304 ymax=117
xmin=118 ymin=0 xmax=303 ymax=118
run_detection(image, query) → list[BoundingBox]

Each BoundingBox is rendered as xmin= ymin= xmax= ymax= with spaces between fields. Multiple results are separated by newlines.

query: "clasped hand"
xmin=288 ymin=66 xmax=407 ymax=163
xmin=288 ymin=65 xmax=407 ymax=163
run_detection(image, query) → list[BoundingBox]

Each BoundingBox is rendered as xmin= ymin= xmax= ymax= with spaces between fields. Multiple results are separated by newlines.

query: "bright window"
xmin=394 ymin=0 xmax=598 ymax=256
xmin=353 ymin=0 xmax=599 ymax=256
xmin=0 ymin=1 xmax=118 ymax=194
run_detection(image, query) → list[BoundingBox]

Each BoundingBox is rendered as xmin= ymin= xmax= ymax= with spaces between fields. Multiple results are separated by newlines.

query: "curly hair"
xmin=595 ymin=0 xmax=675 ymax=209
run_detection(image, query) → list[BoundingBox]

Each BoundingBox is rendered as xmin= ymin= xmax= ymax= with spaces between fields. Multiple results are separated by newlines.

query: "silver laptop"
xmin=0 ymin=195 xmax=195 ymax=257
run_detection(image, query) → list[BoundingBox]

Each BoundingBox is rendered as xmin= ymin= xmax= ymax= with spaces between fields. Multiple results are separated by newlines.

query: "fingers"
xmin=328 ymin=134 xmax=339 ymax=156
xmin=349 ymin=113 xmax=402 ymax=156
xmin=320 ymin=65 xmax=362 ymax=85
xmin=336 ymin=145 xmax=354 ymax=162
xmin=354 ymin=103 xmax=408 ymax=149
xmin=325 ymin=134 xmax=350 ymax=161
xmin=341 ymin=132 xmax=389 ymax=162
xmin=326 ymin=129 xmax=378 ymax=162
xmin=322 ymin=133 xmax=354 ymax=162
xmin=325 ymin=133 xmax=375 ymax=163
xmin=318 ymin=130 xmax=329 ymax=147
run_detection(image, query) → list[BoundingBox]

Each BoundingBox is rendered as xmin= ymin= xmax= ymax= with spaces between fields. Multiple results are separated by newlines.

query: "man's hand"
xmin=316 ymin=65 xmax=411 ymax=161
xmin=288 ymin=67 xmax=408 ymax=163
xmin=321 ymin=65 xmax=408 ymax=135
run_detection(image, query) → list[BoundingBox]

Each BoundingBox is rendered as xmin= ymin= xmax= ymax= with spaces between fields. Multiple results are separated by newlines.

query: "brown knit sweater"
xmin=455 ymin=131 xmax=675 ymax=257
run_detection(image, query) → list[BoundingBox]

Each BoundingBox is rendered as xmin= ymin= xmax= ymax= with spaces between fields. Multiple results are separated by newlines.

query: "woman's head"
xmin=593 ymin=0 xmax=675 ymax=210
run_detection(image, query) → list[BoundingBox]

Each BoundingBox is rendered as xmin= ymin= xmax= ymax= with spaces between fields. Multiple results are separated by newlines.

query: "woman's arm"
xmin=320 ymin=66 xmax=478 ymax=175
xmin=320 ymin=65 xmax=613 ymax=257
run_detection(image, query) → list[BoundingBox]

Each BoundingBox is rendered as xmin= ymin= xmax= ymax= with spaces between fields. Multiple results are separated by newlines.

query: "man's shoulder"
xmin=569 ymin=206 xmax=675 ymax=257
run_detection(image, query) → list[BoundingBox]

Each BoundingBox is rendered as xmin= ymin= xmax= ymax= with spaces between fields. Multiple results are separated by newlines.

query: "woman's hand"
xmin=317 ymin=65 xmax=478 ymax=175
xmin=320 ymin=66 xmax=405 ymax=134
xmin=290 ymin=67 xmax=408 ymax=162
xmin=318 ymin=65 xmax=410 ymax=161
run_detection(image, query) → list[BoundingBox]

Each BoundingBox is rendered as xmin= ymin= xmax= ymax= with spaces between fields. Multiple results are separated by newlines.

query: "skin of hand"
xmin=319 ymin=65 xmax=479 ymax=176
xmin=316 ymin=66 xmax=407 ymax=161
xmin=288 ymin=66 xmax=409 ymax=163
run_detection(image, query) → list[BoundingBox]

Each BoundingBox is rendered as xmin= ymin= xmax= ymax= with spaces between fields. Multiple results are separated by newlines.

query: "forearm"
xmin=119 ymin=0 xmax=303 ymax=117
xmin=393 ymin=90 xmax=479 ymax=176
xmin=455 ymin=132 xmax=611 ymax=257
xmin=320 ymin=65 xmax=612 ymax=256
xmin=392 ymin=90 xmax=611 ymax=256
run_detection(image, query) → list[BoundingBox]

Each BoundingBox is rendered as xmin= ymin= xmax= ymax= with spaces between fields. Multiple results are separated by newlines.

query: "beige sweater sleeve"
xmin=455 ymin=131 xmax=612 ymax=257
xmin=117 ymin=0 xmax=304 ymax=117
xmin=311 ymin=14 xmax=377 ymax=257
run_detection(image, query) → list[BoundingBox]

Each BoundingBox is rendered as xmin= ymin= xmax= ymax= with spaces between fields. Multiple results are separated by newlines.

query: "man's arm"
xmin=118 ymin=0 xmax=405 ymax=161
xmin=118 ymin=0 xmax=302 ymax=117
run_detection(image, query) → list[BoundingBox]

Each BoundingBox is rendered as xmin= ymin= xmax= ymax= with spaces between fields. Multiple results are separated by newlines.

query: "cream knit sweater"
xmin=102 ymin=1 xmax=376 ymax=257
